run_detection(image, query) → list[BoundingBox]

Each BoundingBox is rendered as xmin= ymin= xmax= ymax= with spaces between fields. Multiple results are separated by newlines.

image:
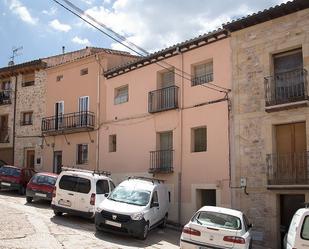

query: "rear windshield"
xmin=192 ymin=211 xmax=241 ymax=230
xmin=59 ymin=175 xmax=91 ymax=194
xmin=96 ymin=180 xmax=109 ymax=194
xmin=0 ymin=167 xmax=21 ymax=177
xmin=32 ymin=175 xmax=57 ymax=186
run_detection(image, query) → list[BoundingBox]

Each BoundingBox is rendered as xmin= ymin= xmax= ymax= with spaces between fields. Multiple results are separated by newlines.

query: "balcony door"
xmin=55 ymin=101 xmax=64 ymax=130
xmin=79 ymin=96 xmax=89 ymax=127
xmin=276 ymin=122 xmax=306 ymax=184
xmin=159 ymin=131 xmax=173 ymax=170
xmin=0 ymin=115 xmax=8 ymax=143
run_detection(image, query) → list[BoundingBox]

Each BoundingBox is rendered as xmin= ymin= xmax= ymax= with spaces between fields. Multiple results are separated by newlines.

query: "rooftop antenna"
xmin=62 ymin=46 xmax=65 ymax=54
xmin=8 ymin=46 xmax=23 ymax=66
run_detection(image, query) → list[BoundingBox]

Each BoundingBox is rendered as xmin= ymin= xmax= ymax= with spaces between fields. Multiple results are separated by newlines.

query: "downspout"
xmin=177 ymin=47 xmax=184 ymax=225
xmin=95 ymin=54 xmax=101 ymax=171
xmin=12 ymin=73 xmax=18 ymax=165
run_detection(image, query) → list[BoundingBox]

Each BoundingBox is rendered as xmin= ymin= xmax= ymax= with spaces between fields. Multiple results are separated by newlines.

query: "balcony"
xmin=148 ymin=86 xmax=179 ymax=113
xmin=266 ymin=152 xmax=309 ymax=188
xmin=0 ymin=129 xmax=9 ymax=143
xmin=191 ymin=73 xmax=213 ymax=86
xmin=0 ymin=91 xmax=12 ymax=105
xmin=149 ymin=149 xmax=174 ymax=174
xmin=42 ymin=111 xmax=95 ymax=135
xmin=264 ymin=68 xmax=308 ymax=111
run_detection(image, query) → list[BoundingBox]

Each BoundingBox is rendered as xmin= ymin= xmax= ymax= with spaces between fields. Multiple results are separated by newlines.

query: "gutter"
xmin=12 ymin=74 xmax=17 ymax=165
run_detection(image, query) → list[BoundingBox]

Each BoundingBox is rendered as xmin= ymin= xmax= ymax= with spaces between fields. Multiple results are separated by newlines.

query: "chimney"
xmin=62 ymin=46 xmax=65 ymax=54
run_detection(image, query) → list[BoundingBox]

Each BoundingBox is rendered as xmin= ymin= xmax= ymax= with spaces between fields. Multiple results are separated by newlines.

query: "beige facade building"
xmin=224 ymin=1 xmax=309 ymax=248
xmin=101 ymin=30 xmax=232 ymax=224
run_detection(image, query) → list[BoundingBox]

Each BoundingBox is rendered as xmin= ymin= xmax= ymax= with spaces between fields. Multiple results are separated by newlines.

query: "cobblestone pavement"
xmin=0 ymin=191 xmax=180 ymax=249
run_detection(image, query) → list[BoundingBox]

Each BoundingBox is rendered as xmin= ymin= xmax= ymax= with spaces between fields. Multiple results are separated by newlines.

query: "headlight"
xmin=131 ymin=212 xmax=144 ymax=220
xmin=96 ymin=207 xmax=103 ymax=213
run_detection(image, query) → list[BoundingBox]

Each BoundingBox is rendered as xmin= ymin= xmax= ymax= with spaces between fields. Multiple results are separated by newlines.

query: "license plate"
xmin=58 ymin=199 xmax=71 ymax=207
xmin=1 ymin=182 xmax=11 ymax=186
xmin=35 ymin=193 xmax=47 ymax=197
xmin=105 ymin=220 xmax=122 ymax=228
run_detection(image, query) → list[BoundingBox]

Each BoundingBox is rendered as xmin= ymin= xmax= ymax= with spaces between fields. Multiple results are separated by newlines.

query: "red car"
xmin=26 ymin=172 xmax=58 ymax=202
xmin=0 ymin=166 xmax=36 ymax=195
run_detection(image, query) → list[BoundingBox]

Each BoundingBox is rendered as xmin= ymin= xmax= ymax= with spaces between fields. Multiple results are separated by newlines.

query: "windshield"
xmin=192 ymin=211 xmax=241 ymax=230
xmin=0 ymin=167 xmax=21 ymax=177
xmin=108 ymin=186 xmax=151 ymax=206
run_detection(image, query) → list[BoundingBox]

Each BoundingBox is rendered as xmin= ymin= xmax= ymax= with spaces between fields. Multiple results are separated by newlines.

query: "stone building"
xmin=223 ymin=0 xmax=309 ymax=248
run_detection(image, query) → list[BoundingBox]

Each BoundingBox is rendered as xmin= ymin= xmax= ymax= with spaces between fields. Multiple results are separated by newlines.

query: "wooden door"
xmin=26 ymin=150 xmax=35 ymax=169
xmin=276 ymin=122 xmax=306 ymax=184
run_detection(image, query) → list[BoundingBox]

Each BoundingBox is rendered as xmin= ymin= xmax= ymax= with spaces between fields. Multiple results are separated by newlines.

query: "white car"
xmin=286 ymin=208 xmax=309 ymax=249
xmin=51 ymin=167 xmax=115 ymax=219
xmin=95 ymin=177 xmax=170 ymax=240
xmin=180 ymin=206 xmax=252 ymax=249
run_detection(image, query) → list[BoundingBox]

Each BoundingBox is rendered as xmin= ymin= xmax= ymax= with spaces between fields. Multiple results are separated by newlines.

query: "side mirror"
xmin=104 ymin=193 xmax=109 ymax=197
xmin=151 ymin=202 xmax=159 ymax=208
xmin=248 ymin=223 xmax=253 ymax=228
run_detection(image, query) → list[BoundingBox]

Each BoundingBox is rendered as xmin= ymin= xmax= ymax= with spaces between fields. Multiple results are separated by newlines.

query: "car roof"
xmin=119 ymin=179 xmax=157 ymax=191
xmin=60 ymin=170 xmax=111 ymax=180
xmin=36 ymin=172 xmax=58 ymax=177
xmin=198 ymin=206 xmax=244 ymax=218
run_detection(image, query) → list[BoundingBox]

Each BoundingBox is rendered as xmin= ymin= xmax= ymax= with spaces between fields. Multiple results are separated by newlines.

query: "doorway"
xmin=53 ymin=151 xmax=62 ymax=174
xmin=279 ymin=194 xmax=305 ymax=248
xmin=26 ymin=150 xmax=35 ymax=169
xmin=158 ymin=131 xmax=173 ymax=170
xmin=196 ymin=189 xmax=216 ymax=210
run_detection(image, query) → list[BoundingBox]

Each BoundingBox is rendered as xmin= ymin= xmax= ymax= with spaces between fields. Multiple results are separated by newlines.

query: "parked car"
xmin=0 ymin=159 xmax=7 ymax=167
xmin=180 ymin=206 xmax=252 ymax=249
xmin=0 ymin=166 xmax=36 ymax=195
xmin=286 ymin=207 xmax=309 ymax=249
xmin=51 ymin=167 xmax=115 ymax=219
xmin=26 ymin=172 xmax=58 ymax=203
xmin=95 ymin=176 xmax=170 ymax=240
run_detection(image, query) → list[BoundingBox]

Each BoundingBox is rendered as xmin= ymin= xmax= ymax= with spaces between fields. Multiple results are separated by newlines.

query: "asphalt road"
xmin=0 ymin=190 xmax=180 ymax=249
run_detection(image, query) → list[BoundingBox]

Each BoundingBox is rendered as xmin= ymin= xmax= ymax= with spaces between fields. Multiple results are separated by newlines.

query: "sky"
xmin=0 ymin=0 xmax=289 ymax=67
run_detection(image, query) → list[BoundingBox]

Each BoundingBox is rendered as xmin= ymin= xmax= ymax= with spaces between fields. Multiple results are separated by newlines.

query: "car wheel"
xmin=18 ymin=186 xmax=25 ymax=195
xmin=159 ymin=214 xmax=167 ymax=228
xmin=26 ymin=196 xmax=33 ymax=203
xmin=139 ymin=222 xmax=149 ymax=240
xmin=54 ymin=210 xmax=63 ymax=216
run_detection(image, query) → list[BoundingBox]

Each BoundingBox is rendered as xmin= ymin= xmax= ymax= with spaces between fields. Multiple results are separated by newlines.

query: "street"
xmin=0 ymin=191 xmax=180 ymax=249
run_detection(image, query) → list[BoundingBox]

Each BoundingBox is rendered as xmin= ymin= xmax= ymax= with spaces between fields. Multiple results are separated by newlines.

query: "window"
xmin=159 ymin=70 xmax=175 ymax=88
xmin=21 ymin=112 xmax=33 ymax=126
xmin=96 ymin=180 xmax=110 ymax=194
xmin=152 ymin=191 xmax=158 ymax=203
xmin=110 ymin=181 xmax=115 ymax=191
xmin=109 ymin=135 xmax=117 ymax=152
xmin=80 ymin=68 xmax=88 ymax=76
xmin=22 ymin=73 xmax=35 ymax=87
xmin=56 ymin=75 xmax=63 ymax=82
xmin=77 ymin=144 xmax=88 ymax=164
xmin=114 ymin=85 xmax=128 ymax=105
xmin=192 ymin=127 xmax=207 ymax=152
xmin=192 ymin=61 xmax=213 ymax=86
xmin=301 ymin=216 xmax=309 ymax=240
xmin=1 ymin=80 xmax=11 ymax=90
xmin=59 ymin=175 xmax=91 ymax=194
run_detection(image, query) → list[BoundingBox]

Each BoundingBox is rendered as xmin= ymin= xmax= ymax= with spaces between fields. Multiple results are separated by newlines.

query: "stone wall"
xmin=230 ymin=9 xmax=309 ymax=249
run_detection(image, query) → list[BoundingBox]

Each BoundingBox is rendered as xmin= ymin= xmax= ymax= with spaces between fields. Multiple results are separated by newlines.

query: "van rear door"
xmin=295 ymin=212 xmax=309 ymax=248
xmin=57 ymin=175 xmax=79 ymax=210
xmin=74 ymin=177 xmax=92 ymax=212
xmin=95 ymin=179 xmax=110 ymax=207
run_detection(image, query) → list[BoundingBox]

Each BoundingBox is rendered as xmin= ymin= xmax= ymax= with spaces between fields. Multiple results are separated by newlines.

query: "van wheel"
xmin=139 ymin=222 xmax=149 ymax=240
xmin=26 ymin=196 xmax=33 ymax=203
xmin=159 ymin=215 xmax=167 ymax=228
xmin=54 ymin=210 xmax=63 ymax=216
xmin=18 ymin=186 xmax=25 ymax=195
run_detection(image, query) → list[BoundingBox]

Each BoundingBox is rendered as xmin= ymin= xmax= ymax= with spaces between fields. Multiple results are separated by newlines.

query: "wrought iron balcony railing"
xmin=0 ymin=128 xmax=9 ymax=143
xmin=191 ymin=73 xmax=214 ymax=86
xmin=0 ymin=90 xmax=12 ymax=105
xmin=264 ymin=68 xmax=308 ymax=107
xmin=41 ymin=111 xmax=95 ymax=134
xmin=266 ymin=152 xmax=309 ymax=185
xmin=148 ymin=86 xmax=179 ymax=113
xmin=149 ymin=149 xmax=174 ymax=173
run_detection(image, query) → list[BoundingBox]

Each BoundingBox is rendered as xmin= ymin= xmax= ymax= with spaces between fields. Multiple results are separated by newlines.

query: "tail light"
xmin=90 ymin=193 xmax=96 ymax=205
xmin=223 ymin=236 xmax=245 ymax=244
xmin=52 ymin=186 xmax=56 ymax=198
xmin=182 ymin=226 xmax=201 ymax=236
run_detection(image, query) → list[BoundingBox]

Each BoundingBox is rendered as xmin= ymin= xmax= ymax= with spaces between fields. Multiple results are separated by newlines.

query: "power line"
xmin=51 ymin=0 xmax=229 ymax=93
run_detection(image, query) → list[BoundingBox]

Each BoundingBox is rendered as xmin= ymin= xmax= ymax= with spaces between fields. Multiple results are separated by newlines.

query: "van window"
xmin=59 ymin=175 xmax=91 ymax=194
xmin=301 ymin=216 xmax=309 ymax=240
xmin=110 ymin=181 xmax=115 ymax=191
xmin=96 ymin=180 xmax=109 ymax=194
xmin=152 ymin=191 xmax=158 ymax=203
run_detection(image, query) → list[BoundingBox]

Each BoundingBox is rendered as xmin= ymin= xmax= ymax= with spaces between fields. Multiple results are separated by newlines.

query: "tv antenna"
xmin=8 ymin=46 xmax=23 ymax=66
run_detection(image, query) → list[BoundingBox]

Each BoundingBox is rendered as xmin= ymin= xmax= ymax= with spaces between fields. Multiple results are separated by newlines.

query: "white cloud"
xmin=49 ymin=19 xmax=72 ymax=32
xmin=84 ymin=0 xmax=289 ymax=53
xmin=80 ymin=0 xmax=95 ymax=5
xmin=72 ymin=36 xmax=91 ymax=45
xmin=42 ymin=6 xmax=57 ymax=16
xmin=7 ymin=0 xmax=37 ymax=25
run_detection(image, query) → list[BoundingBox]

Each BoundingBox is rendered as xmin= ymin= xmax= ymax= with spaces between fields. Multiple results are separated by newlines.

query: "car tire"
xmin=26 ymin=196 xmax=33 ymax=203
xmin=18 ymin=186 xmax=25 ymax=195
xmin=54 ymin=210 xmax=63 ymax=216
xmin=159 ymin=214 xmax=168 ymax=228
xmin=139 ymin=222 xmax=149 ymax=240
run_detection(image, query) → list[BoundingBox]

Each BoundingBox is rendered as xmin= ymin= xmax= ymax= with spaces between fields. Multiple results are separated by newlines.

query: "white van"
xmin=286 ymin=208 xmax=309 ymax=249
xmin=51 ymin=167 xmax=115 ymax=219
xmin=95 ymin=177 xmax=170 ymax=240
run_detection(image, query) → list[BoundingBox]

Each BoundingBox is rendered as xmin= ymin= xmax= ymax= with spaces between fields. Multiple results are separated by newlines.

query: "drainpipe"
xmin=95 ymin=55 xmax=101 ymax=171
xmin=12 ymin=73 xmax=18 ymax=165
